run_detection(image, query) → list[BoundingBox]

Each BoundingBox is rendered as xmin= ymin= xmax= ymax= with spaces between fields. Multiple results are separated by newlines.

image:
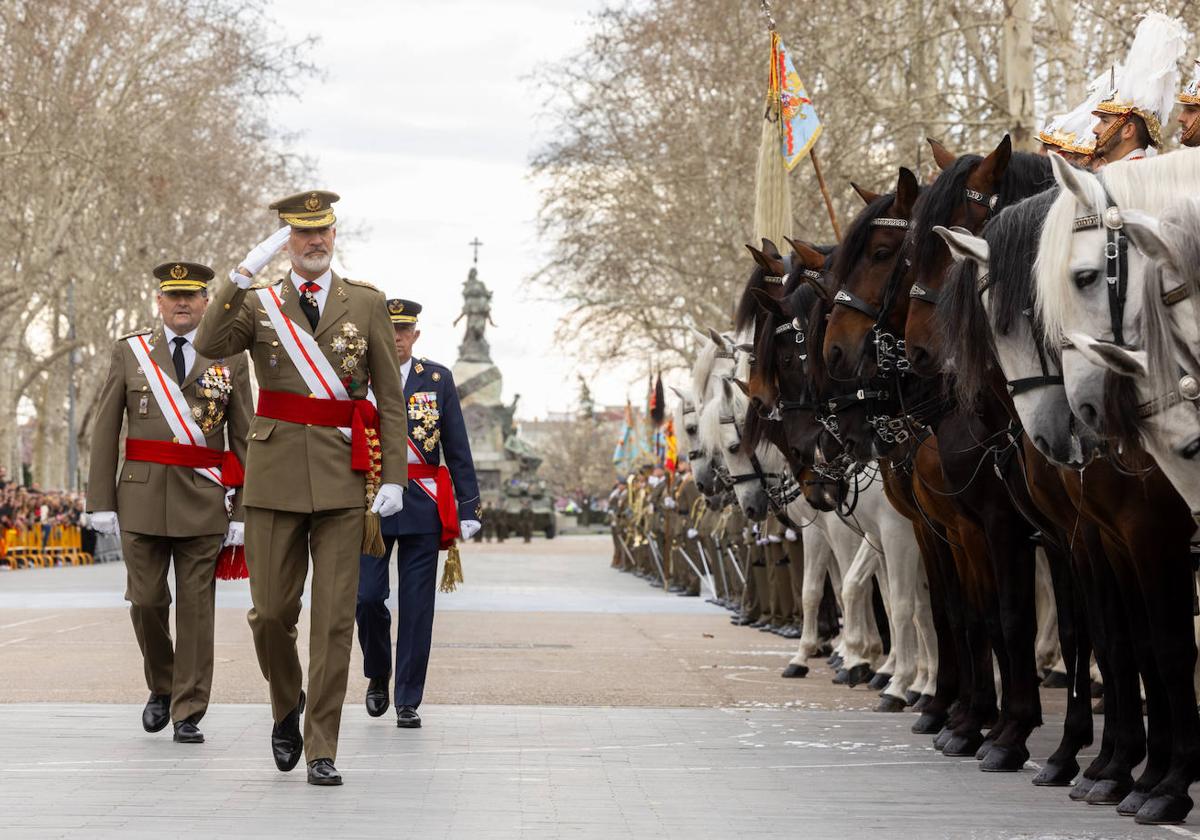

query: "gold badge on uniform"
xmin=432 ymin=371 xmax=441 ymax=382
xmin=170 ymin=264 xmax=188 ymax=280
xmin=305 ymin=193 xmax=322 ymax=211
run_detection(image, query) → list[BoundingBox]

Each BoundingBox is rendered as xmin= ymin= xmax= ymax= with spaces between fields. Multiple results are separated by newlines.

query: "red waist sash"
xmin=255 ymin=389 xmax=380 ymax=472
xmin=408 ymin=463 xmax=458 ymax=550
xmin=124 ymin=438 xmax=244 ymax=487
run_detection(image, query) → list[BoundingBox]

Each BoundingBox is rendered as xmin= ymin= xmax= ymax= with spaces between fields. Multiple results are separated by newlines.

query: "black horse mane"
xmin=936 ymin=188 xmax=1058 ymax=408
xmin=907 ymin=151 xmax=1053 ymax=278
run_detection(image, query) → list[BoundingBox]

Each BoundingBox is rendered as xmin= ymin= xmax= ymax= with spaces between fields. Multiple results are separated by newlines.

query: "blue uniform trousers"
xmin=356 ymin=531 xmax=441 ymax=708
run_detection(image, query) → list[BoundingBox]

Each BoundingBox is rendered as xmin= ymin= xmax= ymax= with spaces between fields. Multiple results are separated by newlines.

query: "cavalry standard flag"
xmin=771 ymin=32 xmax=822 ymax=171
xmin=663 ymin=418 xmax=678 ymax=473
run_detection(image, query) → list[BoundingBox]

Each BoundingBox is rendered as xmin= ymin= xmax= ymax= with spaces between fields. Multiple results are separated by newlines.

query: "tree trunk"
xmin=1003 ymin=0 xmax=1037 ymax=152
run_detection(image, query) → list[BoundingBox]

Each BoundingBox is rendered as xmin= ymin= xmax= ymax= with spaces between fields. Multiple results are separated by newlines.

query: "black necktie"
xmin=171 ymin=336 xmax=187 ymax=383
xmin=299 ymin=281 xmax=321 ymax=330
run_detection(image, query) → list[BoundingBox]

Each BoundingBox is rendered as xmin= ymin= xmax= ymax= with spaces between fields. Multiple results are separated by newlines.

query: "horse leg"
xmin=790 ymin=526 xmax=831 ymax=667
xmin=1033 ymin=537 xmax=1093 ymax=786
xmin=838 ymin=539 xmax=878 ymax=684
xmin=1131 ymin=534 xmax=1200 ymax=824
xmin=1034 ymin=547 xmax=1063 ymax=680
xmin=877 ymin=524 xmax=921 ymax=711
xmin=913 ymin=523 xmax=954 ymax=735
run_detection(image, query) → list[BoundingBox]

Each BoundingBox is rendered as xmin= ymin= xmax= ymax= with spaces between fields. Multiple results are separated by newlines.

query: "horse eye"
xmin=872 ymin=247 xmax=892 ymax=261
xmin=685 ymin=424 xmax=697 ymax=435
xmin=1182 ymin=438 xmax=1200 ymax=460
xmin=1074 ymin=270 xmax=1099 ymax=289
xmin=727 ymin=442 xmax=740 ymax=454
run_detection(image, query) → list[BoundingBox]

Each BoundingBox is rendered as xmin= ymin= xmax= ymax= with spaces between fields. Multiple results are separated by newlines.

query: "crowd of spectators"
xmin=0 ymin=467 xmax=97 ymax=559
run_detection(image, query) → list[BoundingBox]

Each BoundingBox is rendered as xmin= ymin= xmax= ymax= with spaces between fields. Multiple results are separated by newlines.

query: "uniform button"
xmin=127 ymin=474 xmax=133 ymax=479
xmin=306 ymin=423 xmax=312 ymax=427
xmin=272 ymin=341 xmax=279 ymax=347
xmin=251 ymin=432 xmax=257 ymax=439
xmin=141 ymin=385 xmax=148 ymax=392
xmin=224 ymin=303 xmax=231 ymax=310
xmin=172 ymin=436 xmax=178 ymax=443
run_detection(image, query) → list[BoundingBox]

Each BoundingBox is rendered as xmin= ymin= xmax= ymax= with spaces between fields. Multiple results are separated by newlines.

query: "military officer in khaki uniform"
xmin=88 ymin=262 xmax=252 ymax=745
xmin=195 ymin=191 xmax=407 ymax=786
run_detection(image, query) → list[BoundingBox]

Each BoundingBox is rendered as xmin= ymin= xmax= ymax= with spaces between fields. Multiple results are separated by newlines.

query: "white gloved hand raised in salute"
xmin=370 ymin=483 xmax=405 ymax=518
xmin=233 ymin=226 xmax=292 ymax=288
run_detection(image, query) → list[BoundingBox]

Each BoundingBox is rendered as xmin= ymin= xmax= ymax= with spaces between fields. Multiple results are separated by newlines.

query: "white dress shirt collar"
xmin=161 ymin=323 xmax=199 ymax=379
xmin=400 ymin=357 xmax=413 ymax=388
xmin=290 ymin=267 xmax=333 ymax=315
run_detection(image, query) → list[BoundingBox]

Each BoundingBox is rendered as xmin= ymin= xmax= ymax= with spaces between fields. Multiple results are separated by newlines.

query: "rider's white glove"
xmin=663 ymin=497 xmax=676 ymax=510
xmin=371 ymin=483 xmax=405 ymax=517
xmin=90 ymin=511 xmax=119 ymax=536
xmin=224 ymin=521 xmax=245 ymax=547
xmin=784 ymin=528 xmax=798 ymax=542
xmin=767 ymin=534 xmax=783 ymax=544
xmin=460 ymin=519 xmax=482 ymax=541
xmin=687 ymin=528 xmax=699 ymax=540
xmin=237 ymin=226 xmax=291 ymax=277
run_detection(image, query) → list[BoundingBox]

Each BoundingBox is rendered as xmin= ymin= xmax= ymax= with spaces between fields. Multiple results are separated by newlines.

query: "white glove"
xmin=90 ymin=511 xmax=119 ymax=535
xmin=756 ymin=538 xmax=767 ymax=546
xmin=785 ymin=528 xmax=798 ymax=542
xmin=238 ymin=226 xmax=291 ymax=277
xmin=229 ymin=268 xmax=253 ymax=290
xmin=767 ymin=534 xmax=783 ymax=544
xmin=460 ymin=519 xmax=481 ymax=541
xmin=663 ymin=497 xmax=676 ymax=510
xmin=371 ymin=483 xmax=405 ymax=517
xmin=687 ymin=528 xmax=699 ymax=540
xmin=224 ymin=521 xmax=245 ymax=547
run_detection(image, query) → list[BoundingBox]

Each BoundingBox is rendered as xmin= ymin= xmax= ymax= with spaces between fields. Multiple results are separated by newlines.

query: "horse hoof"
xmin=1040 ymin=670 xmax=1069 ymax=689
xmin=845 ymin=663 xmax=874 ymax=687
xmin=1086 ymin=778 xmax=1132 ymax=806
xmin=981 ymin=744 xmax=1029 ymax=772
xmin=974 ymin=738 xmax=996 ymax=761
xmin=831 ymin=668 xmax=849 ymax=685
xmin=904 ymin=690 xmax=921 ymax=707
xmin=875 ymin=695 xmax=906 ymax=713
xmin=1032 ymin=758 xmax=1079 ymax=787
xmin=912 ymin=712 xmax=946 ymax=735
xmin=942 ymin=731 xmax=984 ymax=757
xmin=781 ymin=663 xmax=809 ymax=679
xmin=1069 ymin=776 xmax=1096 ymax=801
xmin=913 ymin=693 xmax=933 ymax=712
xmin=1135 ymin=793 xmax=1194 ymax=825
xmin=1117 ymin=788 xmax=1152 ymax=816
xmin=932 ymin=726 xmax=953 ymax=750
xmin=1090 ymin=679 xmax=1104 ymax=698
xmin=827 ymin=653 xmax=843 ymax=668
xmin=867 ymin=672 xmax=891 ymax=692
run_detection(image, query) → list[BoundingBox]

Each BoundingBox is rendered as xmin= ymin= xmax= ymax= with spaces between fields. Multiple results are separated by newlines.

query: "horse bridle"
xmin=908 ymin=181 xmax=1000 ymax=303
xmin=717 ymin=408 xmax=800 ymax=511
xmin=1071 ymin=183 xmax=1130 ymax=348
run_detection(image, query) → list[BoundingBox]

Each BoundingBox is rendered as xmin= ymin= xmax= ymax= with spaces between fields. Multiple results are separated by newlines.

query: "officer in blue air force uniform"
xmin=356 ymin=299 xmax=482 ymax=728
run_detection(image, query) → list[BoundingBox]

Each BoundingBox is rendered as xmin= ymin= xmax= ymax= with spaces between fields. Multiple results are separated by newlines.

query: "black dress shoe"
xmin=396 ymin=705 xmax=421 ymax=729
xmin=142 ymin=693 xmax=171 ymax=733
xmin=173 ymin=720 xmax=204 ymax=744
xmin=271 ymin=690 xmax=305 ymax=772
xmin=365 ymin=677 xmax=389 ymax=718
xmin=306 ymin=758 xmax=343 ymax=786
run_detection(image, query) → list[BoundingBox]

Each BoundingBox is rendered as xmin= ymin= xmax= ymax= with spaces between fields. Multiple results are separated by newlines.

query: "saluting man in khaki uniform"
xmin=195 ymin=191 xmax=407 ymax=786
xmin=88 ymin=262 xmax=252 ymax=745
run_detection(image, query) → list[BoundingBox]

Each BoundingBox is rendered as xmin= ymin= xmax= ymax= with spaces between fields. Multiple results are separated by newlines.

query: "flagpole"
xmin=809 ymin=147 xmax=842 ymax=242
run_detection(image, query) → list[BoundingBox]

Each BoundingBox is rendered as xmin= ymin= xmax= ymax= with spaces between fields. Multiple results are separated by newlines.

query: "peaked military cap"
xmin=387 ymin=298 xmax=422 ymax=325
xmin=269 ymin=190 xmax=340 ymax=228
xmin=153 ymin=261 xmax=213 ymax=292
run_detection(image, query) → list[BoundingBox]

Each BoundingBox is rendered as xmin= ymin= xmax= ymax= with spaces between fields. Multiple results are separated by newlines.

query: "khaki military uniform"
xmin=195 ymin=271 xmax=406 ymax=763
xmin=673 ymin=474 xmax=702 ymax=595
xmin=88 ymin=325 xmax=252 ymax=724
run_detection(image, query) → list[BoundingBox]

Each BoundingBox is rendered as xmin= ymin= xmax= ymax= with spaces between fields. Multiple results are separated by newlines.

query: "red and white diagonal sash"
xmin=407 ymin=438 xmax=437 ymax=502
xmin=125 ymin=335 xmax=223 ymax=487
xmin=256 ymin=286 xmax=351 ymax=439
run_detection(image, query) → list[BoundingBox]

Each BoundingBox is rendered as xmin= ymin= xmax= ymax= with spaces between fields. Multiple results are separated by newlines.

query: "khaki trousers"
xmin=122 ymin=530 xmax=223 ymax=724
xmin=245 ymin=505 xmax=362 ymax=763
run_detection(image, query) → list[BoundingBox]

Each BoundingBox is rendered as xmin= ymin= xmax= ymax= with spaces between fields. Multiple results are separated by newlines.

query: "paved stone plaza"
xmin=0 ymin=536 xmax=1193 ymax=839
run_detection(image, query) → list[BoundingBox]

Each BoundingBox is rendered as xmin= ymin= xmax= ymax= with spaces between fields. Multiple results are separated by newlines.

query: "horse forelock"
xmin=1035 ymin=172 xmax=1107 ymax=346
xmin=830 ymin=192 xmax=898 ymax=285
xmin=697 ymin=391 xmax=726 ymax=455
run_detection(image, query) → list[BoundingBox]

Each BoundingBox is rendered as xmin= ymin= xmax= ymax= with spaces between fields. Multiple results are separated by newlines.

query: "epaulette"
xmin=343 ymin=278 xmax=380 ymax=291
xmin=249 ymin=276 xmax=283 ymax=291
xmin=119 ymin=327 xmax=153 ymax=340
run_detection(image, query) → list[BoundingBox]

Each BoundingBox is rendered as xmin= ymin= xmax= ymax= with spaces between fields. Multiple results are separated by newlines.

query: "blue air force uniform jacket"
xmin=383 ymin=358 xmax=480 ymax=537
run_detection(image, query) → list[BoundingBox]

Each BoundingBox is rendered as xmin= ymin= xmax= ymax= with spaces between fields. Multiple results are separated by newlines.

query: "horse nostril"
xmin=1078 ymin=403 xmax=1098 ymax=428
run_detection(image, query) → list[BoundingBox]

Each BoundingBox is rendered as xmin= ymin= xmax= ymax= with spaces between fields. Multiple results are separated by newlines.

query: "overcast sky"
xmin=265 ymin=0 xmax=648 ymax=419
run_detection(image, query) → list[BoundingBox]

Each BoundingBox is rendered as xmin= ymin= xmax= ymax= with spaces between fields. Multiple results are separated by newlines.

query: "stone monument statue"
xmin=451 ymin=241 xmax=540 ymax=505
